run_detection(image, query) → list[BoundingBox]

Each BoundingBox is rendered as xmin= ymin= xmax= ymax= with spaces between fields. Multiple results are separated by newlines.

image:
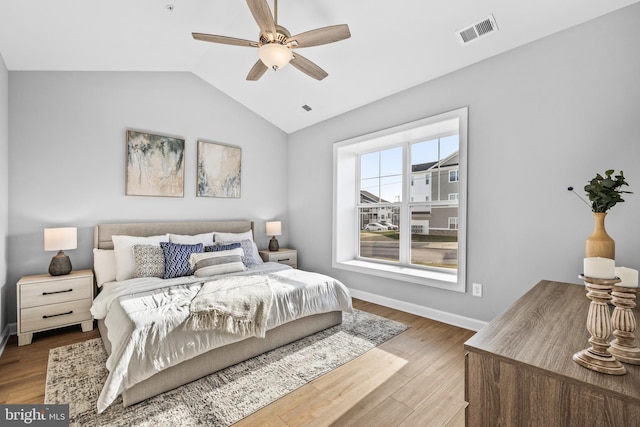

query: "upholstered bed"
xmin=91 ymin=220 xmax=352 ymax=412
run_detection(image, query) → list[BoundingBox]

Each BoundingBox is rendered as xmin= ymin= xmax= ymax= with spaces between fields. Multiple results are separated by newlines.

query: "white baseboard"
xmin=348 ymin=288 xmax=487 ymax=332
xmin=0 ymin=323 xmax=15 ymax=358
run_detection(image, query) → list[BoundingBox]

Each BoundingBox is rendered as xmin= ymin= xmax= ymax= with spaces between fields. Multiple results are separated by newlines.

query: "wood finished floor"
xmin=0 ymin=299 xmax=475 ymax=426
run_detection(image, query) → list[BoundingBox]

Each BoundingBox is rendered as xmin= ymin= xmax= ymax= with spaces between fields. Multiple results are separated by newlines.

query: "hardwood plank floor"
xmin=0 ymin=299 xmax=475 ymax=426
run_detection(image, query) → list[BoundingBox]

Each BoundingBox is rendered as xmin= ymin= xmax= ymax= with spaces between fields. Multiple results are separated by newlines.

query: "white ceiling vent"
xmin=456 ymin=14 xmax=498 ymax=45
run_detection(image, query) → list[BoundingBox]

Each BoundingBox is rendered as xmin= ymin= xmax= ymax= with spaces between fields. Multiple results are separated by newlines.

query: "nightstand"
xmin=259 ymin=248 xmax=297 ymax=269
xmin=16 ymin=269 xmax=94 ymax=346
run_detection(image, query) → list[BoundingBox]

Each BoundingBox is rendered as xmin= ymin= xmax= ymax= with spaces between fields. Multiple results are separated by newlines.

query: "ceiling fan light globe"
xmin=259 ymin=43 xmax=293 ymax=70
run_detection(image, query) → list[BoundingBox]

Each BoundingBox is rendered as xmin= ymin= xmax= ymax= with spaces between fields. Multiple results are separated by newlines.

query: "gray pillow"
xmin=133 ymin=245 xmax=165 ymax=278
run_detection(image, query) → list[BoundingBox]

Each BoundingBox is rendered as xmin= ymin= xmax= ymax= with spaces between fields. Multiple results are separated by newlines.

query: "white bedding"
xmin=90 ymin=263 xmax=352 ymax=413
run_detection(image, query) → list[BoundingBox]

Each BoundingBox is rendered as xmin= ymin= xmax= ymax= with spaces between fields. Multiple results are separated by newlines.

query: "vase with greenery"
xmin=584 ymin=170 xmax=632 ymax=260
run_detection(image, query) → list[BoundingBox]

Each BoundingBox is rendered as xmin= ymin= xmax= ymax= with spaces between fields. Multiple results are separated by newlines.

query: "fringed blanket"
xmin=184 ymin=275 xmax=273 ymax=338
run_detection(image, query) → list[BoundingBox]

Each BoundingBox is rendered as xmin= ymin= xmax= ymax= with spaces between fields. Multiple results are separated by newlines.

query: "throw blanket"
xmin=185 ymin=275 xmax=273 ymax=338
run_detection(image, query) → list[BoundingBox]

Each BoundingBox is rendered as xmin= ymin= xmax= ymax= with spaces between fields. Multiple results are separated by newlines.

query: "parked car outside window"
xmin=379 ymin=220 xmax=398 ymax=230
xmin=364 ymin=222 xmax=388 ymax=231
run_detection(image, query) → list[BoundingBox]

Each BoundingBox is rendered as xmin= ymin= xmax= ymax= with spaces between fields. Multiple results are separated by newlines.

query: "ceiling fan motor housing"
xmin=260 ymin=25 xmax=292 ymax=46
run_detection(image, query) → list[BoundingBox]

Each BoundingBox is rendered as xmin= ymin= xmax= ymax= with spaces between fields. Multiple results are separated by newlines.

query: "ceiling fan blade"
xmin=246 ymin=0 xmax=276 ymax=41
xmin=192 ymin=33 xmax=258 ymax=48
xmin=287 ymin=24 xmax=351 ymax=48
xmin=290 ymin=52 xmax=328 ymax=81
xmin=246 ymin=60 xmax=269 ymax=81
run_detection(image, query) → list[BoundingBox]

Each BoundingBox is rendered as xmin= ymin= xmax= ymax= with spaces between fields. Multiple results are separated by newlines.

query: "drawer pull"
xmin=279 ymin=258 xmax=290 ymax=262
xmin=42 ymin=289 xmax=73 ymax=296
xmin=43 ymin=310 xmax=73 ymax=319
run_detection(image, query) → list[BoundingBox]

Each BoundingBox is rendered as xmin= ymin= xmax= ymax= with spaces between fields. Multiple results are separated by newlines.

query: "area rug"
xmin=45 ymin=309 xmax=408 ymax=427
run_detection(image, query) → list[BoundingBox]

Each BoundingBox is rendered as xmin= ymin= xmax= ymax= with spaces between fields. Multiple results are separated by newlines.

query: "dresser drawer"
xmin=20 ymin=298 xmax=92 ymax=333
xmin=20 ymin=276 xmax=93 ymax=308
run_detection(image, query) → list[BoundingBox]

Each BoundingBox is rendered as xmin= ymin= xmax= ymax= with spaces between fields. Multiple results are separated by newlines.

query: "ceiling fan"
xmin=192 ymin=0 xmax=351 ymax=81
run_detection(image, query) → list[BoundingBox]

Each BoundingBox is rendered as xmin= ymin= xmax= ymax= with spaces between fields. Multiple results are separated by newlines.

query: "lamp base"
xmin=49 ymin=250 xmax=72 ymax=276
xmin=268 ymin=237 xmax=280 ymax=251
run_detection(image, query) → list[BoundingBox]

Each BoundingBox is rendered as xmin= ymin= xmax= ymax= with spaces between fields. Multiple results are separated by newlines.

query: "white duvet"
xmin=90 ymin=263 xmax=352 ymax=413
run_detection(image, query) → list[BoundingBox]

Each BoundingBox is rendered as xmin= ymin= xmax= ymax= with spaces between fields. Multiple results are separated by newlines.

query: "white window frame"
xmin=448 ymin=193 xmax=459 ymax=201
xmin=449 ymin=170 xmax=459 ymax=183
xmin=333 ymin=107 xmax=468 ymax=292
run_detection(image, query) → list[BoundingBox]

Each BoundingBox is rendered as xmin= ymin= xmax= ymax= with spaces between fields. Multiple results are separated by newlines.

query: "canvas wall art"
xmin=126 ymin=130 xmax=185 ymax=197
xmin=197 ymin=140 xmax=241 ymax=198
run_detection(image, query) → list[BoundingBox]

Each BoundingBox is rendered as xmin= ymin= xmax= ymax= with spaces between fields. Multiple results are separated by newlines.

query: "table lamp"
xmin=266 ymin=221 xmax=282 ymax=251
xmin=44 ymin=227 xmax=77 ymax=276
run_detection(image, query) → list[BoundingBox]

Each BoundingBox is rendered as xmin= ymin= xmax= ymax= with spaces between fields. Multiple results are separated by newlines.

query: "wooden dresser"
xmin=464 ymin=280 xmax=640 ymax=426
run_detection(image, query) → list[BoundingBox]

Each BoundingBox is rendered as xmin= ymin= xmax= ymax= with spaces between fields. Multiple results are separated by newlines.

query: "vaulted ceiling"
xmin=1 ymin=0 xmax=637 ymax=133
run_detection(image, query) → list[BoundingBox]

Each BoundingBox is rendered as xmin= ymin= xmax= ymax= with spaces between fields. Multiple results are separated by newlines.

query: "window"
xmin=333 ymin=107 xmax=467 ymax=292
xmin=449 ymin=217 xmax=459 ymax=229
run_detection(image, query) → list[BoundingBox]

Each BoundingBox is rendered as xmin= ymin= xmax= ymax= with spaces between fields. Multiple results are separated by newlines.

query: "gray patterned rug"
xmin=45 ymin=309 xmax=408 ymax=427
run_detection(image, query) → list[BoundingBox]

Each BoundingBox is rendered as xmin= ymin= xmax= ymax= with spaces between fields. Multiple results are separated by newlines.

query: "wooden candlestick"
xmin=609 ymin=285 xmax=640 ymax=365
xmin=572 ymin=276 xmax=626 ymax=375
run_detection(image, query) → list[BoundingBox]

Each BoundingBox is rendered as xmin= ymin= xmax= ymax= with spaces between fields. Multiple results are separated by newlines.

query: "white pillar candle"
xmin=584 ymin=257 xmax=616 ymax=279
xmin=614 ymin=267 xmax=639 ymax=288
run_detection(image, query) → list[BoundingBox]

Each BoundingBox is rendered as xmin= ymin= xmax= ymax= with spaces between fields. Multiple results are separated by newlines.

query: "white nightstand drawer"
xmin=270 ymin=253 xmax=297 ymax=267
xmin=259 ymin=249 xmax=298 ymax=268
xmin=20 ymin=276 xmax=93 ymax=308
xmin=20 ymin=299 xmax=92 ymax=333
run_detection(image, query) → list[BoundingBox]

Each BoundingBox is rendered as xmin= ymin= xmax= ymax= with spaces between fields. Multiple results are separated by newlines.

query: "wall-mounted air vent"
xmin=456 ymin=14 xmax=498 ymax=45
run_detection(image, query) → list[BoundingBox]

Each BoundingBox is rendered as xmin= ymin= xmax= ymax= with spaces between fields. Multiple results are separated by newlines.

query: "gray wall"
xmin=288 ymin=4 xmax=640 ymax=322
xmin=7 ymin=71 xmax=289 ymax=324
xmin=0 ymin=52 xmax=8 ymax=341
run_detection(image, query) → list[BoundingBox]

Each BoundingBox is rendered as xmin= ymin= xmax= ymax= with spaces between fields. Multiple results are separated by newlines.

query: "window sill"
xmin=333 ymin=259 xmax=464 ymax=292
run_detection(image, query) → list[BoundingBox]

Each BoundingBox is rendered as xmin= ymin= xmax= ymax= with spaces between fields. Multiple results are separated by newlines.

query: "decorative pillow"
xmin=160 ymin=242 xmax=204 ymax=279
xmin=213 ymin=230 xmax=264 ymax=267
xmin=190 ymin=248 xmax=246 ymax=278
xmin=168 ymin=232 xmax=214 ymax=246
xmin=133 ymin=245 xmax=165 ymax=278
xmin=93 ymin=248 xmax=116 ymax=287
xmin=204 ymin=242 xmax=242 ymax=252
xmin=218 ymin=239 xmax=259 ymax=268
xmin=112 ymin=234 xmax=168 ymax=282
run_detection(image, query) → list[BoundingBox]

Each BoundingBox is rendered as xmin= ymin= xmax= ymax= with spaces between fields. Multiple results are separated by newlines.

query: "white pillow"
xmin=213 ymin=230 xmax=254 ymax=242
xmin=93 ymin=248 xmax=116 ymax=287
xmin=213 ymin=230 xmax=263 ymax=265
xmin=112 ymin=234 xmax=168 ymax=281
xmin=169 ymin=232 xmax=214 ymax=246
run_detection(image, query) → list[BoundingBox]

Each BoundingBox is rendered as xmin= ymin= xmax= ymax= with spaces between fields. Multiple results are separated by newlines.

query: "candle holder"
xmin=609 ymin=285 xmax=640 ymax=365
xmin=572 ymin=275 xmax=626 ymax=375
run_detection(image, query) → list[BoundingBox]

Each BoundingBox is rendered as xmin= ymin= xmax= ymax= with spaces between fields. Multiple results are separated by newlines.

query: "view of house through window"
xmin=358 ymin=131 xmax=460 ymax=270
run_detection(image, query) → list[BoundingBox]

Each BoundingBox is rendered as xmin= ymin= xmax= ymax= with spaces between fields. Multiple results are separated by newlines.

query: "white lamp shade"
xmin=44 ymin=227 xmax=78 ymax=251
xmin=259 ymin=43 xmax=293 ymax=69
xmin=266 ymin=221 xmax=282 ymax=236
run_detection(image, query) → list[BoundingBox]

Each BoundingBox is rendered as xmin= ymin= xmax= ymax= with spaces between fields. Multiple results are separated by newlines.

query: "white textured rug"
xmin=45 ymin=309 xmax=408 ymax=427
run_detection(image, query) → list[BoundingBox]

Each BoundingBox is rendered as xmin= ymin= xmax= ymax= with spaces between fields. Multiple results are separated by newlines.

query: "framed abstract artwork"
xmin=196 ymin=140 xmax=241 ymax=198
xmin=126 ymin=130 xmax=185 ymax=197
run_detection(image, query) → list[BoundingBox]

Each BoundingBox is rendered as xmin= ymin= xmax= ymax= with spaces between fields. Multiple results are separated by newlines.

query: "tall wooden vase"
xmin=585 ymin=212 xmax=615 ymax=260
